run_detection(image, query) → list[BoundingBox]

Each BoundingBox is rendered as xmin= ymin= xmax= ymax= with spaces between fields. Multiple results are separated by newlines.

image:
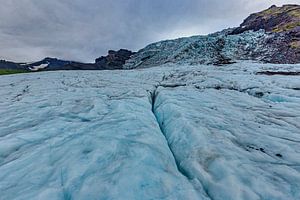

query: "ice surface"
xmin=0 ymin=62 xmax=300 ymax=199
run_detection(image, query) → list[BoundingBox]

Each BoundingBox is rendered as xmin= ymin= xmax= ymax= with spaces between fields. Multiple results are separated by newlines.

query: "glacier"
xmin=124 ymin=30 xmax=286 ymax=69
xmin=0 ymin=62 xmax=300 ymax=200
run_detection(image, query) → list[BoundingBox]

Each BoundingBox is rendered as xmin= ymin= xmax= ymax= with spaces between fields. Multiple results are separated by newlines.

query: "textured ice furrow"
xmin=153 ymin=86 xmax=300 ymax=200
xmin=149 ymin=86 xmax=211 ymax=200
xmin=1 ymin=62 xmax=300 ymax=199
xmin=0 ymin=71 xmax=200 ymax=200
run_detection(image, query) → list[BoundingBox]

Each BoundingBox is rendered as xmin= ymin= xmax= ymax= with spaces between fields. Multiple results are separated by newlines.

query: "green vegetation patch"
xmin=289 ymin=9 xmax=300 ymax=18
xmin=0 ymin=69 xmax=29 ymax=75
xmin=259 ymin=8 xmax=281 ymax=17
xmin=290 ymin=41 xmax=300 ymax=49
xmin=259 ymin=6 xmax=300 ymax=19
xmin=272 ymin=21 xmax=300 ymax=32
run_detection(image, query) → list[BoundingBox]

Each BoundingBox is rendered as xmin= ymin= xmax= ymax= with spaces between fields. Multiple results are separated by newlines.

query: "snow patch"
xmin=28 ymin=62 xmax=49 ymax=71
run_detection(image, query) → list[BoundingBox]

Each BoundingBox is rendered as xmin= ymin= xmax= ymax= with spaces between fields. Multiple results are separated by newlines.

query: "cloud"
xmin=0 ymin=0 xmax=299 ymax=62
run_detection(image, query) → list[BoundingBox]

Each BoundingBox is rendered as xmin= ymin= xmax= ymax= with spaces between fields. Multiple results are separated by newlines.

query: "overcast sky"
xmin=0 ymin=0 xmax=299 ymax=62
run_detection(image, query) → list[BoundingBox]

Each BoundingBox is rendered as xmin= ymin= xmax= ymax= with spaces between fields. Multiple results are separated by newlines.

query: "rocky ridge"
xmin=0 ymin=49 xmax=135 ymax=72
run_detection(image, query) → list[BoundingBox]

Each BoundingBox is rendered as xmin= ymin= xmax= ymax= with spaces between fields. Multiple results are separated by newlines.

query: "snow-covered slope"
xmin=1 ymin=62 xmax=300 ymax=199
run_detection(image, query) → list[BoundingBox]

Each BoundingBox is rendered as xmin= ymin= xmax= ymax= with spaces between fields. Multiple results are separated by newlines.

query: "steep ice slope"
xmin=124 ymin=30 xmax=289 ymax=69
xmin=124 ymin=5 xmax=300 ymax=69
xmin=1 ymin=62 xmax=300 ymax=199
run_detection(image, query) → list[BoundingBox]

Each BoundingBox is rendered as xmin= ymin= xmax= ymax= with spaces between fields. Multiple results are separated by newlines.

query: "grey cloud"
xmin=0 ymin=0 xmax=299 ymax=62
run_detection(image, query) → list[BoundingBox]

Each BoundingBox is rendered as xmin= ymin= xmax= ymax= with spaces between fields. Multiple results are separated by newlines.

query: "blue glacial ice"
xmin=0 ymin=62 xmax=300 ymax=199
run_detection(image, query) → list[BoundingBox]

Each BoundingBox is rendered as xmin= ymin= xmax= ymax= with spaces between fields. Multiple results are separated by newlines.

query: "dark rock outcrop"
xmin=95 ymin=49 xmax=135 ymax=70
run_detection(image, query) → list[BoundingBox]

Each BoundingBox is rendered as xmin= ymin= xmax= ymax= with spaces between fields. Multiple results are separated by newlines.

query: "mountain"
xmin=25 ymin=57 xmax=74 ymax=71
xmin=1 ymin=5 xmax=299 ymax=72
xmin=0 ymin=60 xmax=27 ymax=70
xmin=232 ymin=4 xmax=300 ymax=34
xmin=0 ymin=58 xmax=94 ymax=71
xmin=231 ymin=4 xmax=300 ymax=63
xmin=26 ymin=57 xmax=98 ymax=71
xmin=125 ymin=4 xmax=300 ymax=69
xmin=1 ymin=4 xmax=300 ymax=200
xmin=0 ymin=49 xmax=134 ymax=72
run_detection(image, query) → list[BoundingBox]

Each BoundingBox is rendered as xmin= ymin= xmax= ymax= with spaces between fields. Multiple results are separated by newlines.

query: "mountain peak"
xmin=232 ymin=4 xmax=300 ymax=34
